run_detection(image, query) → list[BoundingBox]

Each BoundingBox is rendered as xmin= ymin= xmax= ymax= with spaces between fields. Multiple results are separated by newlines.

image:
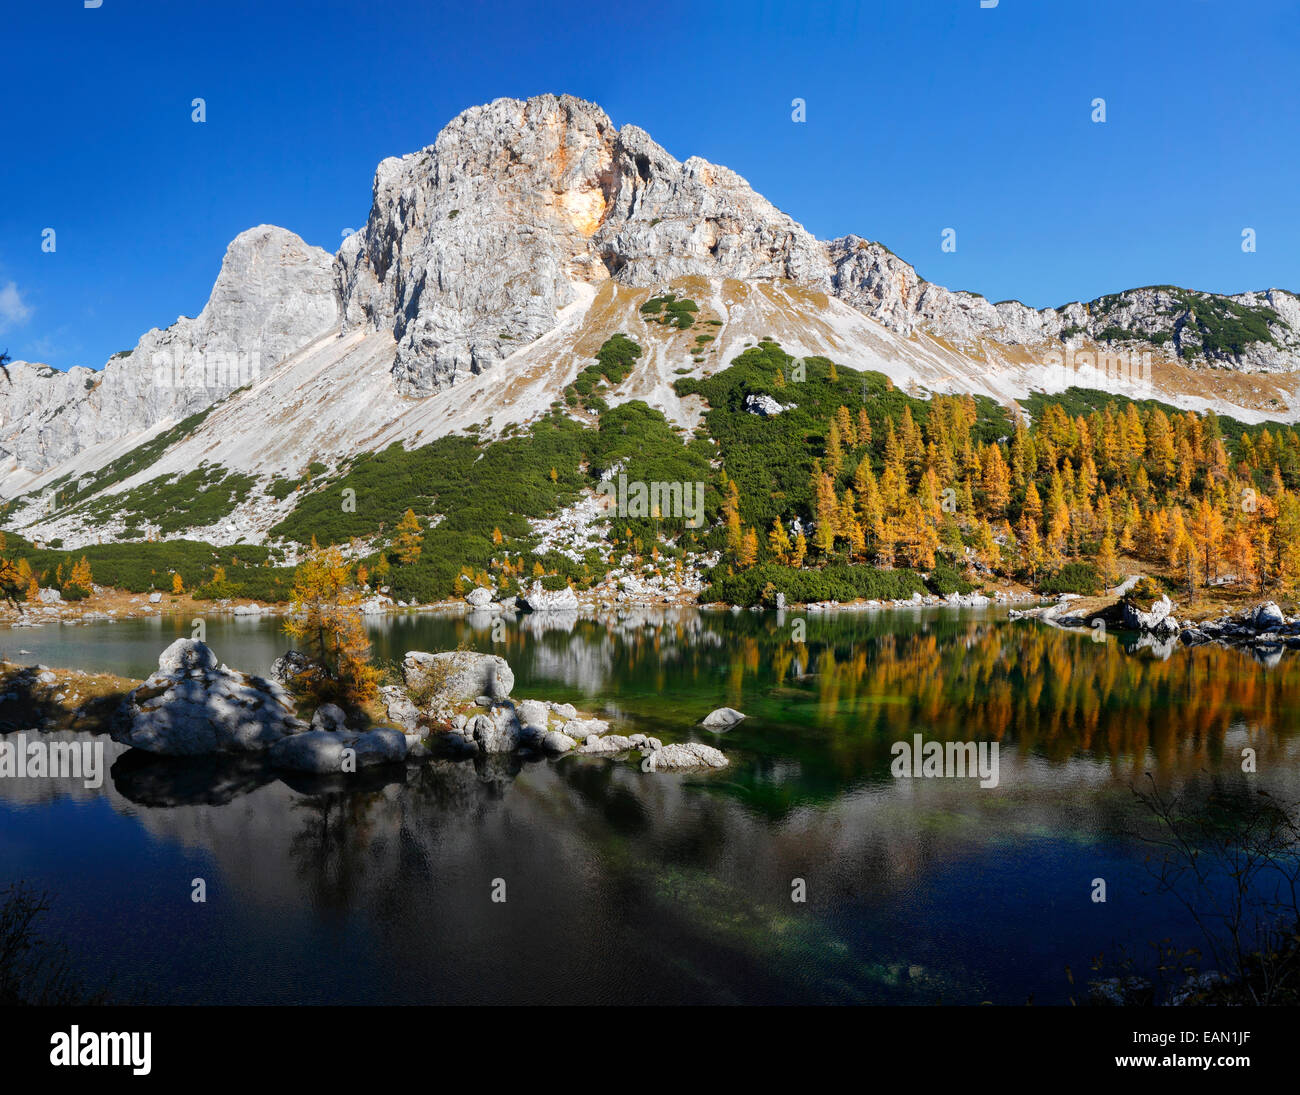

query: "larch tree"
xmin=392 ymin=508 xmax=425 ymax=565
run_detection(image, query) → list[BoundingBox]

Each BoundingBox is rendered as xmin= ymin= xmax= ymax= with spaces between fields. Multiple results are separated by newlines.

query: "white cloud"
xmin=0 ymin=281 xmax=33 ymax=332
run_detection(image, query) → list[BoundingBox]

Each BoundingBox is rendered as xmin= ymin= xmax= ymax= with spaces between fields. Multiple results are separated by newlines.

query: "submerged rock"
xmin=1087 ymin=976 xmax=1154 ymax=1007
xmin=641 ymin=741 xmax=729 ymax=771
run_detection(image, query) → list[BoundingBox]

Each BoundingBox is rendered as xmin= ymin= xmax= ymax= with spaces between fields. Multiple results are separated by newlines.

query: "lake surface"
xmin=3 ymin=606 xmax=1299 ymax=1005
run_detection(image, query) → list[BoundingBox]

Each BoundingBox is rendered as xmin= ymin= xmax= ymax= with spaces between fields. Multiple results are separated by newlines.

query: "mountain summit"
xmin=3 ymin=93 xmax=1299 ymax=543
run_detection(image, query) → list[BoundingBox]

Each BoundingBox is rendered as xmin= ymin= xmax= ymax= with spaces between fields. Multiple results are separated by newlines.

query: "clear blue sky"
xmin=2 ymin=0 xmax=1297 ymax=371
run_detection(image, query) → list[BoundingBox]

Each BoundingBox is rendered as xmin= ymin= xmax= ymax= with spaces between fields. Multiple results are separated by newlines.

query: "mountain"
xmin=4 ymin=92 xmax=1300 ymax=549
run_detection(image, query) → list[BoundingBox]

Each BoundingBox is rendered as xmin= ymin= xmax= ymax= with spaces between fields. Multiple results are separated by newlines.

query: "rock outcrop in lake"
xmin=110 ymin=640 xmax=727 ymax=774
xmin=403 ymin=650 xmax=514 ymax=704
xmin=404 ymin=647 xmax=729 ymax=770
xmin=1016 ymin=588 xmax=1300 ymax=662
xmin=113 ymin=638 xmax=306 ymax=756
xmin=701 ymin=707 xmax=745 ymax=731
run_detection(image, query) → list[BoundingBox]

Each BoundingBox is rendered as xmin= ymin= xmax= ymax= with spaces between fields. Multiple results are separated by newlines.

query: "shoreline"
xmin=0 ymin=584 xmax=1049 ymax=628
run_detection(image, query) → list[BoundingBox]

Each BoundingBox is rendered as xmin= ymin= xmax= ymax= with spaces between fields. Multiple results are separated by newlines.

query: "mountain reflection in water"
xmin=2 ymin=607 xmax=1298 ymax=1004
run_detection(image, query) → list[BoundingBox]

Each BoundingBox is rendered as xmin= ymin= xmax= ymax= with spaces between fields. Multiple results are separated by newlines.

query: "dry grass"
xmin=0 ymin=661 xmax=139 ymax=733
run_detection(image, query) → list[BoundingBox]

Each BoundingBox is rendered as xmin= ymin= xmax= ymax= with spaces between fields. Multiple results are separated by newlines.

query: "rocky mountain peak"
xmin=337 ymin=93 xmax=828 ymax=394
xmin=0 ymin=225 xmax=337 ymax=481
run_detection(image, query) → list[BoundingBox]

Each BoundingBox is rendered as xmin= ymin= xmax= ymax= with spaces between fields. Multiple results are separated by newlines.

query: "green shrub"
xmin=926 ymin=562 xmax=974 ymax=597
xmin=703 ymin=563 xmax=927 ymax=606
xmin=1038 ymin=562 xmax=1101 ymax=596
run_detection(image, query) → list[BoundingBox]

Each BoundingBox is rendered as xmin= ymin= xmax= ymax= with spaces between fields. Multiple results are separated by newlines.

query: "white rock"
xmin=403 ymin=650 xmax=514 ymax=703
xmin=701 ymin=707 xmax=745 ymax=731
xmin=641 ymin=742 xmax=729 ymax=771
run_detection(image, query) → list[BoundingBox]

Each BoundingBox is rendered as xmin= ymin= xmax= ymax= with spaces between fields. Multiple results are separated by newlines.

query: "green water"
xmin=2 ymin=605 xmax=1298 ymax=1004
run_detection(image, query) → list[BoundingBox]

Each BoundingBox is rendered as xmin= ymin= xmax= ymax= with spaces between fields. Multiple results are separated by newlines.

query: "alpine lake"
xmin=3 ymin=604 xmax=1298 ymax=1005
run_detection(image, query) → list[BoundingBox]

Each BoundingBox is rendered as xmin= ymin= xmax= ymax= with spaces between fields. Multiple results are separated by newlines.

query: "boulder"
xmin=271 ymin=649 xmax=313 ymax=688
xmin=269 ymin=727 xmax=407 ymax=773
xmin=1250 ymin=601 xmax=1287 ymax=630
xmin=1121 ymin=593 xmax=1173 ymax=632
xmin=701 ymin=707 xmax=746 ymax=731
xmin=157 ymin=637 xmax=219 ymax=675
xmin=465 ymin=587 xmax=493 ymax=607
xmin=577 ymin=734 xmax=637 ymax=755
xmin=743 ymin=393 xmax=792 ymax=417
xmin=1151 ymin=615 xmax=1180 ymax=641
xmin=641 ymin=742 xmax=729 ymax=771
xmin=945 ymin=591 xmax=991 ymax=608
xmin=310 ymin=703 xmax=349 ymax=732
xmin=470 ymin=706 xmax=524 ymax=754
xmin=379 ymin=685 xmax=420 ymax=732
xmin=516 ymin=583 xmax=579 ymax=613
xmin=403 ymin=650 xmax=514 ymax=703
xmin=516 ymin=699 xmax=551 ymax=731
xmin=114 ymin=640 xmax=305 ymax=756
xmin=541 ymin=730 xmax=577 ymax=754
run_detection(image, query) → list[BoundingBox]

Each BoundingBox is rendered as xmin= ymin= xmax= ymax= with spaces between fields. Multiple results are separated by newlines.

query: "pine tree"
xmin=724 ymin=481 xmax=743 ymax=555
xmin=982 ymin=444 xmax=1011 ymax=516
xmin=172 ymin=572 xmax=185 ymax=595
xmin=790 ymin=530 xmax=808 ymax=569
xmin=1188 ymin=498 xmax=1225 ymax=587
xmin=1096 ymin=533 xmax=1119 ymax=589
xmin=814 ymin=472 xmax=838 ymax=555
xmin=68 ymin=556 xmax=93 ymax=590
xmin=825 ymin=420 xmax=844 ymax=477
xmin=392 ymin=508 xmax=424 ymax=565
xmin=283 ymin=542 xmax=379 ymax=709
xmin=767 ymin=518 xmax=791 ymax=564
xmin=836 ymin=405 xmax=857 ymax=448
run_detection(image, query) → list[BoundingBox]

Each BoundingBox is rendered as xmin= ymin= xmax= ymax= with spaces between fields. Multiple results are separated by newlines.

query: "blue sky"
xmin=2 ymin=0 xmax=1297 ymax=371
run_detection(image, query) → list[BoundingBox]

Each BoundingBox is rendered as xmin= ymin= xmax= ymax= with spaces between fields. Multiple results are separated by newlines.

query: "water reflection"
xmin=3 ymin=609 xmax=1300 ymax=1003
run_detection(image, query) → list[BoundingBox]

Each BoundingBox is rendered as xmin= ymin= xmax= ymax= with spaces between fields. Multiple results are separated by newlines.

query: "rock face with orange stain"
xmin=336 ymin=92 xmax=1300 ymax=396
xmin=336 ymin=94 xmax=828 ymax=394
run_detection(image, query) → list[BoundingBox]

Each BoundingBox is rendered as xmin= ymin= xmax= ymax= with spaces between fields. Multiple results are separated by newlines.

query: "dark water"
xmin=3 ymin=606 xmax=1298 ymax=1004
